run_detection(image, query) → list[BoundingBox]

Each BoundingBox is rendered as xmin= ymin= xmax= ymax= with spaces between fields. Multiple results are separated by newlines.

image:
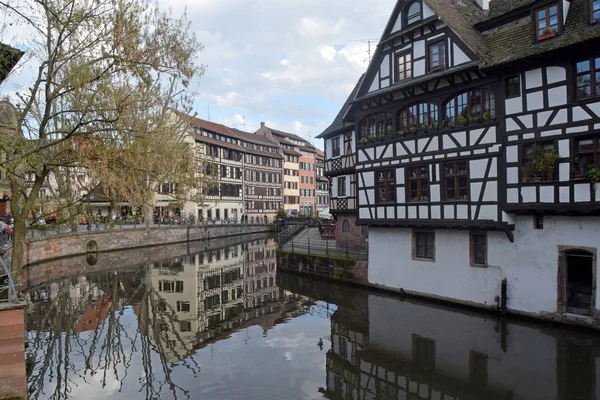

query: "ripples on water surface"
xmin=23 ymin=235 xmax=600 ymax=399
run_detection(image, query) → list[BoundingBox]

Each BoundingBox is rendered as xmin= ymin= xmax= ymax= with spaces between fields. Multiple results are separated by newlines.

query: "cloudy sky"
xmin=2 ymin=0 xmax=397 ymax=147
xmin=166 ymin=0 xmax=397 ymax=147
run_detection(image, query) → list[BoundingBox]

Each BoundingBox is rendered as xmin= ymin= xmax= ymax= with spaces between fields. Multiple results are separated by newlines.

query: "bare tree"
xmin=0 ymin=0 xmax=204 ymax=272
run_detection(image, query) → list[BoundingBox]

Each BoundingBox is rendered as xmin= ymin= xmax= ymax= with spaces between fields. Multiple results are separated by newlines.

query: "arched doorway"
xmin=560 ymin=248 xmax=596 ymax=315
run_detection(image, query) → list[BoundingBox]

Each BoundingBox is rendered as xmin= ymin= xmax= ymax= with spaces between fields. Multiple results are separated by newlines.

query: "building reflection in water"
xmin=23 ymin=237 xmax=600 ymax=400
xmin=317 ymin=288 xmax=600 ymax=400
xmin=24 ymin=237 xmax=310 ymax=400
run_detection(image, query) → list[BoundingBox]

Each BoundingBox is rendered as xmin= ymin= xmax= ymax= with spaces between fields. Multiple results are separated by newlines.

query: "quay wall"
xmin=20 ymin=232 xmax=268 ymax=290
xmin=23 ymin=224 xmax=275 ymax=266
xmin=276 ymin=250 xmax=368 ymax=286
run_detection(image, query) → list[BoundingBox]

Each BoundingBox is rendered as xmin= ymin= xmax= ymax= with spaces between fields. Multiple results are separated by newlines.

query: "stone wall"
xmin=20 ymin=232 xmax=268 ymax=290
xmin=0 ymin=303 xmax=27 ymax=400
xmin=22 ymin=224 xmax=275 ymax=266
xmin=276 ymin=250 xmax=368 ymax=285
xmin=335 ymin=215 xmax=367 ymax=250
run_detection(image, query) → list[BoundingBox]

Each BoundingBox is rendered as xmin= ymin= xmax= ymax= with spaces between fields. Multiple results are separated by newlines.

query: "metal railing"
xmin=24 ymin=220 xmax=274 ymax=239
xmin=279 ymin=237 xmax=368 ymax=261
xmin=278 ymin=223 xmax=306 ymax=245
xmin=0 ymin=253 xmax=18 ymax=303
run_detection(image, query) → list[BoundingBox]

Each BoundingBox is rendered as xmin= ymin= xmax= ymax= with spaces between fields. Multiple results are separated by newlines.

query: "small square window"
xmin=470 ymin=232 xmax=487 ymax=266
xmin=413 ymin=230 xmax=435 ymax=260
xmin=506 ymin=75 xmax=521 ymax=98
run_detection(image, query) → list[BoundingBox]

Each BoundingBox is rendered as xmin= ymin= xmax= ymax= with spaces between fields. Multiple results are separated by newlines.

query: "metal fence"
xmin=0 ymin=253 xmax=18 ymax=303
xmin=24 ymin=220 xmax=275 ymax=239
xmin=279 ymin=237 xmax=368 ymax=261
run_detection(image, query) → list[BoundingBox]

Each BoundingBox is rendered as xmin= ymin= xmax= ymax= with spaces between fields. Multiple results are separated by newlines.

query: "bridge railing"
xmin=279 ymin=237 xmax=368 ymax=261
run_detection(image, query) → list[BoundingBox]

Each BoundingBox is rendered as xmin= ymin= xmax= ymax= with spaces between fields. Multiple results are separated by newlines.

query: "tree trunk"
xmin=10 ymin=216 xmax=27 ymax=273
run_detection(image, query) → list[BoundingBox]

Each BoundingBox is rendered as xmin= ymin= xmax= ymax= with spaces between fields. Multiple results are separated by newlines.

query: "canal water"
xmin=23 ymin=235 xmax=600 ymax=400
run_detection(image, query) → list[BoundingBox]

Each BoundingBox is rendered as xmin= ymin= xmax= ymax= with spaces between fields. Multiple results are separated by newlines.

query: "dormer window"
xmin=535 ymin=4 xmax=560 ymax=40
xmin=405 ymin=1 xmax=422 ymax=26
xmin=592 ymin=0 xmax=600 ymax=24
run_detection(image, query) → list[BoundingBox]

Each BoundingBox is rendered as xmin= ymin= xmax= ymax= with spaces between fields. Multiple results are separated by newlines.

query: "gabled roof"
xmin=482 ymin=0 xmax=600 ymax=68
xmin=425 ymin=0 xmax=490 ymax=61
xmin=356 ymin=0 xmax=489 ymax=100
xmin=230 ymin=128 xmax=279 ymax=147
xmin=487 ymin=0 xmax=536 ymax=20
xmin=0 ymin=43 xmax=23 ymax=84
xmin=317 ymin=74 xmax=364 ymax=139
xmin=230 ymin=128 xmax=283 ymax=159
xmin=177 ymin=111 xmax=237 ymax=138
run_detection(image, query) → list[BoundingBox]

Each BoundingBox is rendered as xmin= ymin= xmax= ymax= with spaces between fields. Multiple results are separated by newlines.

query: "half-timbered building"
xmin=318 ymin=76 xmax=368 ymax=249
xmin=186 ymin=116 xmax=244 ymax=222
xmin=316 ymin=150 xmax=330 ymax=218
xmin=322 ymin=0 xmax=600 ymax=324
xmin=230 ymin=128 xmax=284 ymax=223
xmin=256 ymin=123 xmax=317 ymax=216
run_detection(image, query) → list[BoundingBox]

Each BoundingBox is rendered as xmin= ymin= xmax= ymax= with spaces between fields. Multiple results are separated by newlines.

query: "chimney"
xmin=260 ymin=122 xmax=265 ymax=128
xmin=474 ymin=0 xmax=490 ymax=10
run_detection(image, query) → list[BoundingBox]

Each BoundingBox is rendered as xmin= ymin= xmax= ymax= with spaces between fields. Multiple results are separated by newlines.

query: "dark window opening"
xmin=535 ymin=4 xmax=560 ymax=40
xmin=428 ymin=41 xmax=445 ymax=72
xmin=412 ymin=334 xmax=436 ymax=370
xmin=523 ymin=142 xmax=558 ymax=182
xmin=506 ymin=75 xmax=521 ymax=98
xmin=443 ymin=161 xmax=469 ymax=200
xmin=565 ymin=250 xmax=594 ymax=315
xmin=337 ymin=177 xmax=346 ymax=197
xmin=342 ymin=220 xmax=350 ymax=233
xmin=574 ymin=137 xmax=600 ymax=178
xmin=470 ymin=232 xmax=487 ymax=266
xmin=413 ymin=231 xmax=435 ymax=260
xmin=376 ymin=169 xmax=396 ymax=203
xmin=396 ymin=52 xmax=412 ymax=82
xmin=469 ymin=351 xmax=489 ymax=389
xmin=332 ymin=137 xmax=341 ymax=157
xmin=575 ymin=56 xmax=600 ymax=99
xmin=407 ymin=165 xmax=429 ymax=202
xmin=534 ymin=215 xmax=544 ymax=229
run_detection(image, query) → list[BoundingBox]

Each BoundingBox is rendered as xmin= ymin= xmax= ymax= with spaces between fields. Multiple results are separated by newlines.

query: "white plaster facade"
xmin=369 ymin=215 xmax=600 ymax=317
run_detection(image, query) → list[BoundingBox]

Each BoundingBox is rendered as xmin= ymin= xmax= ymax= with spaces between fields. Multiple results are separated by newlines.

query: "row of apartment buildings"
xmin=0 ymin=45 xmax=328 ymax=224
xmin=320 ymin=0 xmax=600 ymax=324
xmin=87 ymin=117 xmax=328 ymax=224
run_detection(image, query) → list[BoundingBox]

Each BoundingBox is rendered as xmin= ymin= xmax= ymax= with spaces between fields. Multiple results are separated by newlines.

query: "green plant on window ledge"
xmin=483 ymin=110 xmax=493 ymax=121
xmin=588 ymin=164 xmax=600 ymax=191
xmin=522 ymin=145 xmax=559 ymax=182
xmin=456 ymin=115 xmax=467 ymax=126
xmin=359 ymin=137 xmax=369 ymax=144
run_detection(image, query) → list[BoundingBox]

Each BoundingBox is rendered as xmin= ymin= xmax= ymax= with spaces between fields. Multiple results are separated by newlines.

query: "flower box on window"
xmin=539 ymin=30 xmax=557 ymax=40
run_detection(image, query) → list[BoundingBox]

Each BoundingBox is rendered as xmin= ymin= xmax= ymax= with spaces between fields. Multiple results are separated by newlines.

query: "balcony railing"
xmin=330 ymin=197 xmax=356 ymax=211
xmin=325 ymin=154 xmax=356 ymax=176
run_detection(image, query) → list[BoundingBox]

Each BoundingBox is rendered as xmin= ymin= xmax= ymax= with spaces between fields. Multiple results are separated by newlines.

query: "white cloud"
xmin=2 ymin=0 xmax=397 ymax=144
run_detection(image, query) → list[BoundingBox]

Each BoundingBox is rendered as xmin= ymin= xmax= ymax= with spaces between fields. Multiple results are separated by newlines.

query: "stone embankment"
xmin=22 ymin=224 xmax=275 ymax=266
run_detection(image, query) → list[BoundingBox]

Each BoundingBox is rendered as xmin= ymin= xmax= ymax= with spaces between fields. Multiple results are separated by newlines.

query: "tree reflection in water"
xmin=24 ymin=238 xmax=303 ymax=400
